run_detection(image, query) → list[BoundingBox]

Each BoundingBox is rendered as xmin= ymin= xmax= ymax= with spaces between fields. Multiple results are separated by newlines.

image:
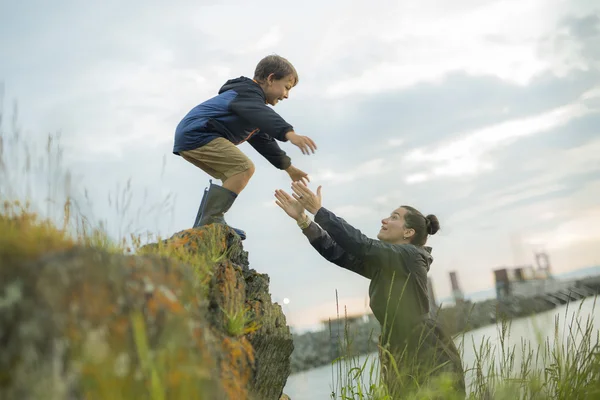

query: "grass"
xmin=223 ymin=305 xmax=260 ymax=337
xmin=0 ymin=91 xmax=246 ymax=399
xmin=131 ymin=310 xmax=166 ymax=400
xmin=326 ymin=291 xmax=600 ymax=399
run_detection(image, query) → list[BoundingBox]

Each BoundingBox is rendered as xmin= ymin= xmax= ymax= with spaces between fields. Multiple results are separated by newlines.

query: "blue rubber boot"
xmin=193 ymin=180 xmax=247 ymax=240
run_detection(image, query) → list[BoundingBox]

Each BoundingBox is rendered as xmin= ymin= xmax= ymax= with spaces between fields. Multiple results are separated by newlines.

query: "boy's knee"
xmin=227 ymin=162 xmax=254 ymax=184
xmin=245 ymin=161 xmax=256 ymax=177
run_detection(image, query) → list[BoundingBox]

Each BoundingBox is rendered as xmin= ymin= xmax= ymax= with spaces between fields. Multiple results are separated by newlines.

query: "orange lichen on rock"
xmin=219 ymin=336 xmax=255 ymax=400
xmin=211 ymin=261 xmax=246 ymax=330
xmin=146 ymin=286 xmax=185 ymax=317
xmin=73 ymin=281 xmax=119 ymax=323
xmin=1 ymin=221 xmax=292 ymax=400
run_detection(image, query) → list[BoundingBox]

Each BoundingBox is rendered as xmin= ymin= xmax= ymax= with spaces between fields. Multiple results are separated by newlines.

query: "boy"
xmin=173 ymin=54 xmax=317 ymax=240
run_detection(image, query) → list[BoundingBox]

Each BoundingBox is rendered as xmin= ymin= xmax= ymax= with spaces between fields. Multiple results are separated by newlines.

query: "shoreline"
xmin=289 ymin=275 xmax=600 ymax=374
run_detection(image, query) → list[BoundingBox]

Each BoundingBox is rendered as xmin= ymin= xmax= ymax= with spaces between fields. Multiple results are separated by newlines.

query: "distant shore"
xmin=289 ymin=274 xmax=600 ymax=373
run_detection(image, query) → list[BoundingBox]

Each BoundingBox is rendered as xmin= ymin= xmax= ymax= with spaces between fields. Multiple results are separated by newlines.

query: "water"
xmin=284 ymin=296 xmax=600 ymax=399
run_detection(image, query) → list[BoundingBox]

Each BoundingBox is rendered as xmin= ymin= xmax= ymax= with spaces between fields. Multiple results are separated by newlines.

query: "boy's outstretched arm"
xmin=247 ymin=131 xmax=291 ymax=169
xmin=247 ymin=132 xmax=310 ymax=182
xmin=285 ymin=165 xmax=309 ymax=182
xmin=285 ymin=131 xmax=317 ymax=155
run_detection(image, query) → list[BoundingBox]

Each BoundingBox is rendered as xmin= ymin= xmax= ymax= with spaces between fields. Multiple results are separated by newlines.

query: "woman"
xmin=275 ymin=182 xmax=466 ymax=397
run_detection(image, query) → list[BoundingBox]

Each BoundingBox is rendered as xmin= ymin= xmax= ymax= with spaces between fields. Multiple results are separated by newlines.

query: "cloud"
xmin=246 ymin=26 xmax=282 ymax=53
xmin=388 ymin=138 xmax=405 ymax=147
xmin=443 ymin=135 xmax=600 ymax=226
xmin=539 ymin=12 xmax=600 ymax=74
xmin=446 ymin=183 xmax=569 ymax=227
xmin=322 ymin=0 xmax=598 ymax=97
xmin=402 ymin=87 xmax=599 ymax=182
xmin=524 ymin=206 xmax=600 ymax=250
xmin=333 ymin=205 xmax=374 ymax=219
xmin=405 ymin=173 xmax=430 ymax=184
xmin=310 ymin=158 xmax=391 ymax=184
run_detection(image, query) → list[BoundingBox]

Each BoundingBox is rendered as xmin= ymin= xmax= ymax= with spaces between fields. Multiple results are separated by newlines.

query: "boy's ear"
xmin=266 ymin=73 xmax=275 ymax=85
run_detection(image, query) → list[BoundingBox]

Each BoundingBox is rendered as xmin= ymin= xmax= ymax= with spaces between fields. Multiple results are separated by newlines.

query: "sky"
xmin=1 ymin=0 xmax=599 ymax=333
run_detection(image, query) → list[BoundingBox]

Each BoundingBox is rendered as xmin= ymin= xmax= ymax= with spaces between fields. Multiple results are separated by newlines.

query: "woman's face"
xmin=377 ymin=207 xmax=414 ymax=244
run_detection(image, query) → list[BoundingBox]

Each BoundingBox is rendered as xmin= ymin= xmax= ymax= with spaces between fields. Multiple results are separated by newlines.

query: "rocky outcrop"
xmin=0 ymin=215 xmax=294 ymax=400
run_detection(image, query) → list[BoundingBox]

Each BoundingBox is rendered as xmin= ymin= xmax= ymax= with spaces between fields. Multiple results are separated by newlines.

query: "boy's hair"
xmin=253 ymin=55 xmax=299 ymax=86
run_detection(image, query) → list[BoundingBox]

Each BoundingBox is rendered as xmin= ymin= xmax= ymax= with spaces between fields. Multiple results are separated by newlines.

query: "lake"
xmin=284 ymin=296 xmax=600 ymax=399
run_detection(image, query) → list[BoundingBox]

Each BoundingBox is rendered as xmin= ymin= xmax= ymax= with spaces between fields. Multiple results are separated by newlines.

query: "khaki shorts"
xmin=179 ymin=137 xmax=254 ymax=181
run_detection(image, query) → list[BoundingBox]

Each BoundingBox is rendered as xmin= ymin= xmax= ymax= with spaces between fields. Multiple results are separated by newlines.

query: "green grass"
xmin=0 ymin=92 xmax=237 ymax=399
xmin=326 ymin=293 xmax=600 ymax=399
xmin=131 ymin=310 xmax=166 ymax=400
xmin=222 ymin=305 xmax=260 ymax=337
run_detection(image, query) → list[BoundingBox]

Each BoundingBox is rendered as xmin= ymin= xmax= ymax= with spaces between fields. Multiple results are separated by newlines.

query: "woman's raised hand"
xmin=274 ymin=189 xmax=305 ymax=221
xmin=291 ymin=181 xmax=322 ymax=215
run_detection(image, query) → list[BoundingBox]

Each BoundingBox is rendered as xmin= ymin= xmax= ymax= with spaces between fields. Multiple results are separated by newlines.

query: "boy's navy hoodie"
xmin=173 ymin=76 xmax=293 ymax=170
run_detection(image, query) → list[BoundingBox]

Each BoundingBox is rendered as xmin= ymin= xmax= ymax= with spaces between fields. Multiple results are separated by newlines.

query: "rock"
xmin=150 ymin=226 xmax=295 ymax=399
xmin=0 ymin=220 xmax=293 ymax=400
xmin=243 ymin=267 xmax=294 ymax=398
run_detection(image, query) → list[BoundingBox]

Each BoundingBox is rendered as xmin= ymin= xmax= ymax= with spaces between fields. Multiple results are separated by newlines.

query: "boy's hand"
xmin=285 ymin=131 xmax=317 ymax=155
xmin=286 ymin=165 xmax=310 ymax=183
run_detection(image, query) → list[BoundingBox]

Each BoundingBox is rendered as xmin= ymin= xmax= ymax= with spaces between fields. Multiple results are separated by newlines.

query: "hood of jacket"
xmin=218 ymin=76 xmax=264 ymax=98
xmin=421 ymin=246 xmax=434 ymax=272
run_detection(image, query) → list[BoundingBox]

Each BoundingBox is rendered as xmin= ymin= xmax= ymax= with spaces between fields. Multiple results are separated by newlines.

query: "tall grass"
xmin=326 ymin=290 xmax=383 ymax=399
xmin=0 ymin=89 xmax=236 ymax=399
xmin=327 ymin=295 xmax=600 ymax=399
xmin=0 ymin=86 xmax=175 ymax=253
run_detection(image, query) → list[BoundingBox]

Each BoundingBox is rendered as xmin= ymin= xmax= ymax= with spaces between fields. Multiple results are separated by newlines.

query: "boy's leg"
xmin=180 ymin=138 xmax=255 ymax=190
xmin=179 ymin=138 xmax=254 ymax=239
xmin=222 ymin=167 xmax=255 ymax=194
xmin=179 ymin=151 xmax=223 ymax=229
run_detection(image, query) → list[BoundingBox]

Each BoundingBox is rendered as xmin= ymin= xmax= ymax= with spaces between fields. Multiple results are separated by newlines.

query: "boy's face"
xmin=263 ymin=74 xmax=296 ymax=106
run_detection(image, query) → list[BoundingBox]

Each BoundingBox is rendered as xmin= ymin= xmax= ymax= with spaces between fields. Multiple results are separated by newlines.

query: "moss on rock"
xmin=1 ymin=216 xmax=293 ymax=400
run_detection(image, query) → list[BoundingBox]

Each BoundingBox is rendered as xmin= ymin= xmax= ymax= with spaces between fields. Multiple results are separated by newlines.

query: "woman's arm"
xmin=301 ymin=220 xmax=372 ymax=279
xmin=311 ymin=207 xmax=414 ymax=276
xmin=274 ymin=188 xmax=372 ymax=278
xmin=290 ymin=182 xmax=409 ymax=268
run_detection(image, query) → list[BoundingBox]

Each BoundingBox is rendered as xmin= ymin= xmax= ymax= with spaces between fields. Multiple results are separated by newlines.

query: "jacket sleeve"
xmin=247 ymin=131 xmax=292 ymax=170
xmin=229 ymin=87 xmax=293 ymax=142
xmin=301 ymin=221 xmax=372 ymax=279
xmin=313 ymin=207 xmax=412 ymax=277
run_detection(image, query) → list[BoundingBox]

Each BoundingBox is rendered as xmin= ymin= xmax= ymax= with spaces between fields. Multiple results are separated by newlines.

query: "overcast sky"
xmin=2 ymin=0 xmax=599 ymax=332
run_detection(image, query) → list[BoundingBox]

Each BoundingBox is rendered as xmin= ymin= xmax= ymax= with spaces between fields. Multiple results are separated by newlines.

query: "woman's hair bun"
xmin=425 ymin=214 xmax=440 ymax=235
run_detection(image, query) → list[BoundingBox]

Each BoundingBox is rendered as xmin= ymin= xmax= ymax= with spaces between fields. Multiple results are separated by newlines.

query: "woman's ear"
xmin=404 ymin=228 xmax=415 ymax=240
